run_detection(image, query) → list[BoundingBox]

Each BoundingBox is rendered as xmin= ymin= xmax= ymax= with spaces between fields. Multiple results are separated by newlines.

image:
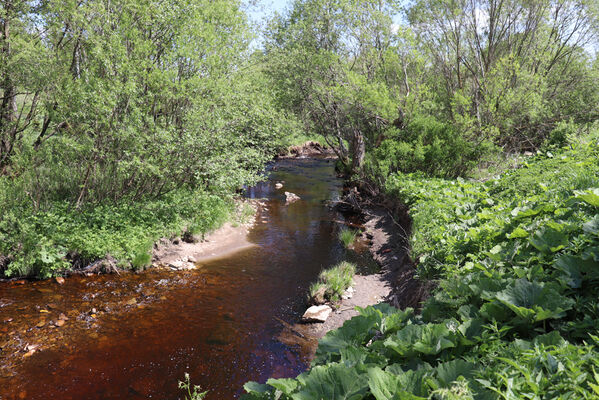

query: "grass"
xmin=309 ymin=261 xmax=356 ymax=303
xmin=338 ymin=228 xmax=358 ymax=248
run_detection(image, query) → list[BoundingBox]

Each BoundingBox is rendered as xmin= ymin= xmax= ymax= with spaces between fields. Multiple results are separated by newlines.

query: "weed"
xmin=338 ymin=228 xmax=358 ymax=248
xmin=178 ymin=373 xmax=208 ymax=400
xmin=310 ymin=261 xmax=356 ymax=303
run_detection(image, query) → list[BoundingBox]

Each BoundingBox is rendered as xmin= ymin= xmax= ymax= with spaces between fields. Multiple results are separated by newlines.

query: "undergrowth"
xmin=0 ymin=188 xmax=233 ymax=279
xmin=243 ymin=141 xmax=599 ymax=399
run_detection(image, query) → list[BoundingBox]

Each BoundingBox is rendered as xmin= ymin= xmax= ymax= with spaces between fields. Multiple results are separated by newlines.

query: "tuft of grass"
xmin=339 ymin=228 xmax=358 ymax=248
xmin=310 ymin=261 xmax=356 ymax=303
xmin=131 ymin=242 xmax=153 ymax=271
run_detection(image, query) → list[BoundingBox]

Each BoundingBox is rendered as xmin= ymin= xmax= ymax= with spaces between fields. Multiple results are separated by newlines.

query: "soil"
xmin=363 ymin=206 xmax=432 ymax=310
xmin=151 ymin=218 xmax=258 ymax=268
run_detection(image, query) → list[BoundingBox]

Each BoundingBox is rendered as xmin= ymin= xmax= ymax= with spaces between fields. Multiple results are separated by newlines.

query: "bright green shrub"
xmin=366 ymin=116 xmax=494 ymax=180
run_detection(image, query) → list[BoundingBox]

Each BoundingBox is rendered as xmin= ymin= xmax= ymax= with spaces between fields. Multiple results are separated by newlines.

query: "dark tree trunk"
xmin=351 ymin=129 xmax=365 ymax=174
xmin=0 ymin=4 xmax=17 ymax=170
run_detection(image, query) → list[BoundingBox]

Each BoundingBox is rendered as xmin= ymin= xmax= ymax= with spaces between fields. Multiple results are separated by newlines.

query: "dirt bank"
xmin=151 ymin=200 xmax=262 ymax=269
xmin=362 ymin=205 xmax=431 ymax=310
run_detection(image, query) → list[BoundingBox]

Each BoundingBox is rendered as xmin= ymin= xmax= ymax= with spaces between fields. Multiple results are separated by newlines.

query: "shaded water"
xmin=0 ymin=158 xmax=368 ymax=399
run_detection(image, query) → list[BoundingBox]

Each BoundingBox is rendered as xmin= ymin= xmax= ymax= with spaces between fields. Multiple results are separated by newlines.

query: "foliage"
xmin=339 ymin=228 xmax=358 ymax=248
xmin=244 ymin=142 xmax=599 ymax=399
xmin=0 ymin=0 xmax=293 ymax=277
xmin=365 ymin=115 xmax=495 ymax=180
xmin=0 ymin=187 xmax=232 ymax=278
xmin=309 ymin=261 xmax=356 ymax=303
xmin=178 ymin=373 xmax=208 ymax=400
xmin=264 ymin=0 xmax=599 ymax=177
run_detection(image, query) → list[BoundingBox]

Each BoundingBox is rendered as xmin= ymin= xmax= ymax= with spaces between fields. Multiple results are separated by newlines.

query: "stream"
xmin=0 ymin=157 xmax=376 ymax=399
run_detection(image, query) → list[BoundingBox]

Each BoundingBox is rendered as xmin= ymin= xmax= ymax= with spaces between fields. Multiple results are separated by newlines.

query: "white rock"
xmin=302 ymin=305 xmax=332 ymax=323
xmin=342 ymin=286 xmax=354 ymax=300
xmin=285 ymin=192 xmax=300 ymax=204
xmin=169 ymin=260 xmax=185 ymax=269
xmin=181 ymin=262 xmax=196 ymax=270
xmin=187 ymin=255 xmax=197 ymax=263
xmin=275 ymin=183 xmax=283 ymax=189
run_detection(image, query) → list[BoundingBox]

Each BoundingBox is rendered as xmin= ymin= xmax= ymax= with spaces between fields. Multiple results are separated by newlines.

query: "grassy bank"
xmin=0 ymin=187 xmax=235 ymax=279
xmin=243 ymin=140 xmax=599 ymax=399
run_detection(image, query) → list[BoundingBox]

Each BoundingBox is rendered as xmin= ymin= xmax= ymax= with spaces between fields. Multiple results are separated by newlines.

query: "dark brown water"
xmin=0 ymin=158 xmax=369 ymax=399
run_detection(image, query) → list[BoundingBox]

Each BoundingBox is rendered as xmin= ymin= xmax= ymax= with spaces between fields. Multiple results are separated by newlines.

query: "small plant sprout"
xmin=178 ymin=373 xmax=208 ymax=400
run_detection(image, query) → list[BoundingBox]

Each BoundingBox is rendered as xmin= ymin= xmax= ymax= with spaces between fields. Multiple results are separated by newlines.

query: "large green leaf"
xmin=554 ymin=254 xmax=599 ymax=288
xmin=583 ymin=217 xmax=599 ymax=236
xmin=433 ymin=359 xmax=478 ymax=387
xmin=575 ymin=188 xmax=599 ymax=207
xmin=384 ymin=322 xmax=457 ymax=358
xmin=529 ymin=226 xmax=569 ymax=253
xmin=315 ymin=314 xmax=379 ymax=364
xmin=292 ymin=363 xmax=369 ymax=400
xmin=367 ymin=367 xmax=427 ymax=400
xmin=495 ymin=279 xmax=574 ymax=323
xmin=267 ymin=378 xmax=298 ymax=396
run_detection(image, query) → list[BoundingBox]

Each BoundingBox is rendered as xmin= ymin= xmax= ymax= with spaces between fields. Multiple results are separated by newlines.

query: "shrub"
xmin=365 ymin=115 xmax=495 ymax=181
xmin=0 ymin=189 xmax=233 ymax=278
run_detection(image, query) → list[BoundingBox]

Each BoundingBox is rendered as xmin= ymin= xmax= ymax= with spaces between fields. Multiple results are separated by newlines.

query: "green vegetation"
xmin=263 ymin=0 xmax=599 ymax=177
xmin=244 ymin=140 xmax=599 ymax=399
xmin=0 ymin=188 xmax=232 ymax=278
xmin=0 ymin=0 xmax=299 ymax=278
xmin=339 ymin=228 xmax=358 ymax=248
xmin=2 ymin=0 xmax=599 ymax=396
xmin=178 ymin=373 xmax=208 ymax=400
xmin=309 ymin=261 xmax=356 ymax=303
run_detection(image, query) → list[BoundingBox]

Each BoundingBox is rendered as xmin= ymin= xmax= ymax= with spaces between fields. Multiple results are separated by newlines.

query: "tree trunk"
xmin=0 ymin=4 xmax=17 ymax=169
xmin=351 ymin=129 xmax=365 ymax=174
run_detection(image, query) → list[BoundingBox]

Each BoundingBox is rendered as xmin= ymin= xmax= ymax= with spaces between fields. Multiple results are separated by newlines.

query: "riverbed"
xmin=0 ymin=157 xmax=379 ymax=399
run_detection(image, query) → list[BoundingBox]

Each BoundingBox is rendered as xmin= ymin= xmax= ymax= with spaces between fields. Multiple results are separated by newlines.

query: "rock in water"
xmin=302 ymin=305 xmax=332 ymax=323
xmin=55 ymin=277 xmax=65 ymax=285
xmin=275 ymin=182 xmax=283 ymax=189
xmin=285 ymin=192 xmax=300 ymax=204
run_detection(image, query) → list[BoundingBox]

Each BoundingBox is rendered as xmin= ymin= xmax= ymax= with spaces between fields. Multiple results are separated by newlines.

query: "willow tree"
xmin=408 ymin=0 xmax=599 ymax=149
xmin=0 ymin=0 xmax=287 ymax=208
xmin=264 ymin=0 xmax=403 ymax=174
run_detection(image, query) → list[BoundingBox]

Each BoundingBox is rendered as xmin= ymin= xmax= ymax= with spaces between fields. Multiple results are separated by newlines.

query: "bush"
xmin=365 ymin=115 xmax=495 ymax=181
xmin=0 ymin=189 xmax=233 ymax=278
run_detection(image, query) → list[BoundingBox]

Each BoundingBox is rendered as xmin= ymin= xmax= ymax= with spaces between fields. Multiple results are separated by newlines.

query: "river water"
xmin=0 ymin=158 xmax=369 ymax=399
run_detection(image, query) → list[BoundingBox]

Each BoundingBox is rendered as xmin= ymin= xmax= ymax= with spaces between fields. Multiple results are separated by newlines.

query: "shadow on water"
xmin=0 ymin=158 xmax=373 ymax=399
